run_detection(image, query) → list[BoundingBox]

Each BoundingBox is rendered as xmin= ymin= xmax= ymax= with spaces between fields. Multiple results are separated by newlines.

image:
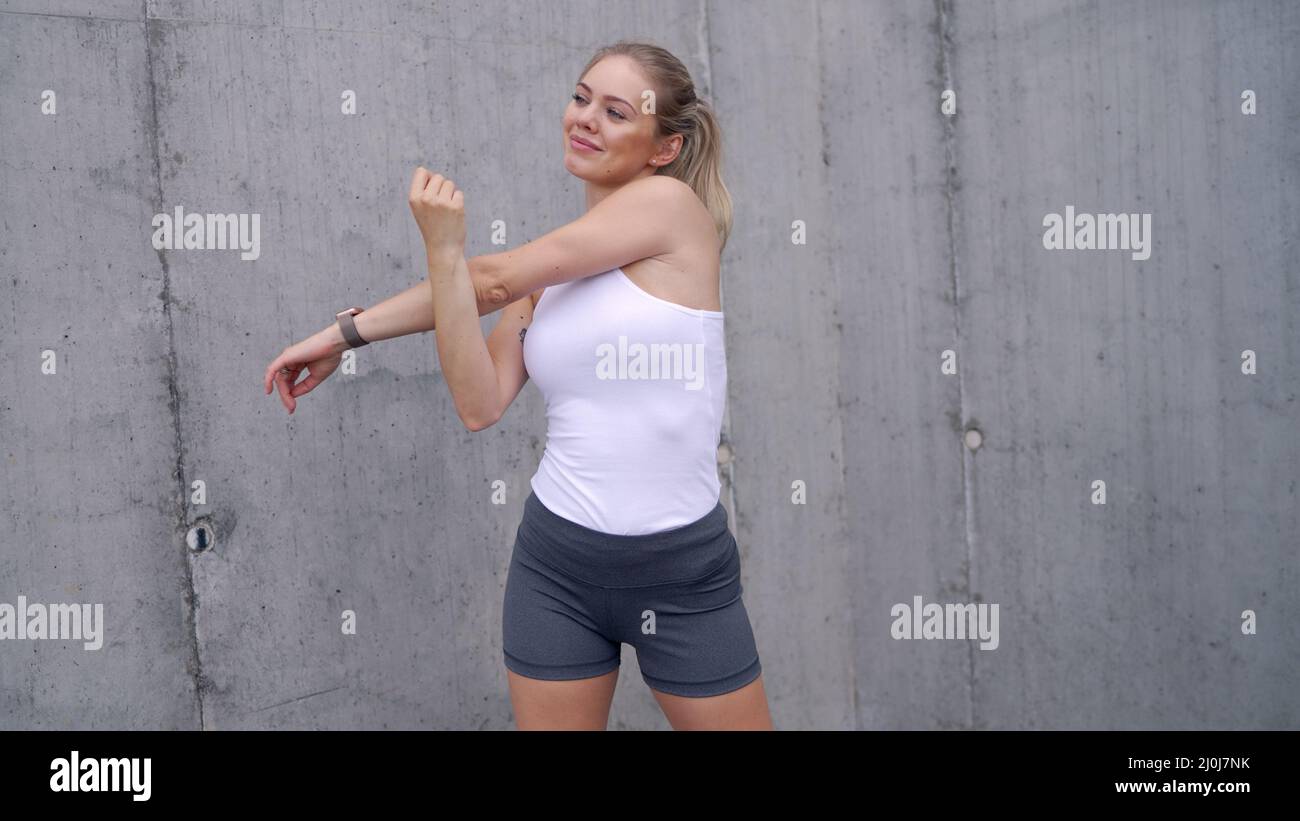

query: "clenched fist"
xmin=408 ymin=166 xmax=466 ymax=255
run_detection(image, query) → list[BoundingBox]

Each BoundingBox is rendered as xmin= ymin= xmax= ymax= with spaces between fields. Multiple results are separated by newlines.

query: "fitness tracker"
xmin=335 ymin=306 xmax=369 ymax=348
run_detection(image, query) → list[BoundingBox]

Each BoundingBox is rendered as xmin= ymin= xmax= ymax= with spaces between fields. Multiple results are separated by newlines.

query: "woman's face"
xmin=563 ymin=55 xmax=681 ymax=184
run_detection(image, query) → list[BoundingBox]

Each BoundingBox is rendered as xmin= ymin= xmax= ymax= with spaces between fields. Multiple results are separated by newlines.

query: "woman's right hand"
xmin=408 ymin=166 xmax=466 ymax=257
xmin=263 ymin=326 xmax=345 ymax=414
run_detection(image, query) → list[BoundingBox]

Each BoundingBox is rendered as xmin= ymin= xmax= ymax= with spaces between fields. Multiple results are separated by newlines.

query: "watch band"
xmin=336 ymin=307 xmax=369 ymax=348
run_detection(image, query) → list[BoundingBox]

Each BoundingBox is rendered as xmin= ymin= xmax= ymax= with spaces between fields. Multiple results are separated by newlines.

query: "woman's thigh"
xmin=506 ymin=667 xmax=620 ymax=730
xmin=502 ymin=544 xmax=623 ymax=729
xmin=649 ymin=674 xmax=773 ymax=730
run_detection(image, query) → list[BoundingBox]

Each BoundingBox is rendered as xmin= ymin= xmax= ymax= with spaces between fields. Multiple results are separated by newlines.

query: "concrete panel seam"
xmin=935 ymin=0 xmax=977 ymax=731
xmin=814 ymin=0 xmax=858 ymax=729
xmin=143 ymin=13 xmax=206 ymax=730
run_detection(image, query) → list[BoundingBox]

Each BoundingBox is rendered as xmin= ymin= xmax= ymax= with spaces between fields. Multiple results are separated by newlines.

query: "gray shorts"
xmin=503 ymin=490 xmax=762 ymax=698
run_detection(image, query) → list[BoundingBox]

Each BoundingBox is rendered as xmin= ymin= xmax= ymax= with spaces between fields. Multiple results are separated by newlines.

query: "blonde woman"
xmin=264 ymin=42 xmax=771 ymax=730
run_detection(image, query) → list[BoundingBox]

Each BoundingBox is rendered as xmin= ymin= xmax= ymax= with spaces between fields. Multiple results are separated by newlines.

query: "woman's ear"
xmin=653 ymin=134 xmax=683 ymax=166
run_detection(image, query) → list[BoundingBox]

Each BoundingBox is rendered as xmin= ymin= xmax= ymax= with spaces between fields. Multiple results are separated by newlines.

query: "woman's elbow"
xmin=470 ymin=258 xmax=513 ymax=315
xmin=462 ymin=416 xmax=490 ymax=432
xmin=460 ymin=406 xmax=501 ymax=432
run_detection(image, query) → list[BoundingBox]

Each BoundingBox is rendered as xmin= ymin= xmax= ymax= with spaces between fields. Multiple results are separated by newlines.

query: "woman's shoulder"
xmin=627 ymin=173 xmax=703 ymax=211
xmin=624 ymin=175 xmax=716 ymax=251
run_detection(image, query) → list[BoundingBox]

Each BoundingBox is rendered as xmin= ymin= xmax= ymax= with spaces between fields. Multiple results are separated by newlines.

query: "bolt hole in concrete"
xmin=186 ymin=521 xmax=214 ymax=553
xmin=963 ymin=428 xmax=983 ymax=451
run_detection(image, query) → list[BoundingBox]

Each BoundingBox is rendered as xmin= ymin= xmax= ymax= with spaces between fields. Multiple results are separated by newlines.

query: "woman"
xmin=263 ymin=42 xmax=771 ymax=730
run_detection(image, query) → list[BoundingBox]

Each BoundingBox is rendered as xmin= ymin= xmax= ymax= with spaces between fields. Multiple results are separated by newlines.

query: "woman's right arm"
xmin=429 ymin=251 xmax=537 ymax=431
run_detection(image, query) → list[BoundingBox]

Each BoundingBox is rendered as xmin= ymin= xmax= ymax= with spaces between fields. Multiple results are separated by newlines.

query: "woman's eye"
xmin=572 ymin=93 xmax=625 ymax=121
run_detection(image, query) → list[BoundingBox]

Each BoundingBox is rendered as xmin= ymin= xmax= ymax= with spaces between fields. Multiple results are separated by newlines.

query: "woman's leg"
xmin=502 ymin=515 xmax=622 ymax=729
xmin=649 ymin=675 xmax=773 ymax=730
xmin=507 ymin=668 xmax=620 ymax=730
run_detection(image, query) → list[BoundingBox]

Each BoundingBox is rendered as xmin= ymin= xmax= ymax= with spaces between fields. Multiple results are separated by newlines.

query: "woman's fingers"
xmin=408 ymin=168 xmax=461 ymax=225
xmin=275 ymin=366 xmax=301 ymax=413
xmin=264 ymin=354 xmax=292 ymax=395
xmin=409 ymin=166 xmax=457 ymax=204
xmin=426 ymin=172 xmax=445 ymax=198
xmin=409 ymin=166 xmax=430 ymax=202
xmin=265 ymin=353 xmax=303 ymax=412
xmin=289 ymin=368 xmax=324 ymax=398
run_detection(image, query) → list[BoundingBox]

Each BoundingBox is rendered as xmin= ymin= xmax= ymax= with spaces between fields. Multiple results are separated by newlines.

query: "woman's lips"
xmin=570 ymin=136 xmax=601 ymax=152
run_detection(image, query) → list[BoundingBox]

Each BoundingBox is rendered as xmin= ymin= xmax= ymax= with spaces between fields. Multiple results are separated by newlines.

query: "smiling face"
xmin=563 ymin=55 xmax=683 ymax=185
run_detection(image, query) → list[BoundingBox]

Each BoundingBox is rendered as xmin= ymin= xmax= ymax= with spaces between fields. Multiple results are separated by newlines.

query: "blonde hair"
xmin=579 ymin=41 xmax=734 ymax=252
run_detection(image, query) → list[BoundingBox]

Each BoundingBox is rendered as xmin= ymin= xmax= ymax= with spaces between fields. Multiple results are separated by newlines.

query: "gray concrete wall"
xmin=1 ymin=0 xmax=1295 ymax=729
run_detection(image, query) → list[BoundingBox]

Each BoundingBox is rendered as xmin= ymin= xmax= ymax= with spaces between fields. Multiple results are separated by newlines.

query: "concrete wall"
xmin=1 ymin=0 xmax=1295 ymax=729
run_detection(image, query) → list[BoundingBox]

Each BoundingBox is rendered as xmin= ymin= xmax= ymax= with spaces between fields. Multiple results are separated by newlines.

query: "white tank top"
xmin=523 ymin=266 xmax=726 ymax=535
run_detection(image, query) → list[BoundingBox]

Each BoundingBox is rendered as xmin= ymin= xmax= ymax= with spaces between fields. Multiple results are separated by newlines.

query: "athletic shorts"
xmin=503 ymin=489 xmax=762 ymax=698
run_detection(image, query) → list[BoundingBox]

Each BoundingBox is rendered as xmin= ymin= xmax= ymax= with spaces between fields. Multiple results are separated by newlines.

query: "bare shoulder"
xmin=619 ymin=175 xmax=713 ymax=241
xmin=622 ymin=173 xmax=702 ymax=209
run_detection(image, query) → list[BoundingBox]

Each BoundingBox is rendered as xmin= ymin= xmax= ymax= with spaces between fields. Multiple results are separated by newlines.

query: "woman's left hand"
xmin=408 ymin=166 xmax=466 ymax=257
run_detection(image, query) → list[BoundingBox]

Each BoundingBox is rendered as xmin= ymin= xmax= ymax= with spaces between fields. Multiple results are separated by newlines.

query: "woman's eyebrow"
xmin=576 ymin=81 xmax=633 ymax=111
